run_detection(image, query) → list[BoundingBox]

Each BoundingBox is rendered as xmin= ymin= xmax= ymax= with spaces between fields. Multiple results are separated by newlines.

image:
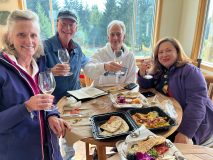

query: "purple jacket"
xmin=0 ymin=52 xmax=62 ymax=160
xmin=138 ymin=63 xmax=213 ymax=144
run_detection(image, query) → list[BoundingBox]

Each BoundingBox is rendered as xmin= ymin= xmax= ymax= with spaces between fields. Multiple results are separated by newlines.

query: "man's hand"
xmin=51 ymin=64 xmax=70 ymax=76
xmin=48 ymin=116 xmax=71 ymax=138
xmin=104 ymin=61 xmax=122 ymax=72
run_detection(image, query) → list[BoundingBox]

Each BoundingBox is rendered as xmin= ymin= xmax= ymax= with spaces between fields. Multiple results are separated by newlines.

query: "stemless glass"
xmin=58 ymin=49 xmax=73 ymax=76
xmin=114 ymin=49 xmax=124 ymax=83
xmin=142 ymin=58 xmax=153 ymax=79
xmin=38 ymin=71 xmax=57 ymax=111
xmin=114 ymin=50 xmax=123 ymax=65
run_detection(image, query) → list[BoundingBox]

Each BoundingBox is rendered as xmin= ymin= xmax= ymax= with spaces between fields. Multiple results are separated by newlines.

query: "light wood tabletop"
xmin=58 ymin=88 xmax=183 ymax=160
xmin=107 ymin=143 xmax=213 ymax=160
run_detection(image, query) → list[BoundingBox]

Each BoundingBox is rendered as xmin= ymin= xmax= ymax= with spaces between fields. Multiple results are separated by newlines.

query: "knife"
xmin=61 ymin=113 xmax=90 ymax=118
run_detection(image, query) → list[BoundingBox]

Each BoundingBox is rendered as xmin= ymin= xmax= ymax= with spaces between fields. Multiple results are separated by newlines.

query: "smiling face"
xmin=9 ymin=20 xmax=39 ymax=60
xmin=157 ymin=41 xmax=178 ymax=69
xmin=57 ymin=18 xmax=77 ymax=44
xmin=108 ymin=24 xmax=125 ymax=51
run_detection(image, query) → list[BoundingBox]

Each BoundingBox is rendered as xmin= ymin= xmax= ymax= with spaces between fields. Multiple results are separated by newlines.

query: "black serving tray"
xmin=127 ymin=106 xmax=176 ymax=132
xmin=90 ymin=111 xmax=138 ymax=140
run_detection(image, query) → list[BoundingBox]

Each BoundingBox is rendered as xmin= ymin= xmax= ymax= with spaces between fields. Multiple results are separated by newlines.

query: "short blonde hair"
xmin=2 ymin=9 xmax=44 ymax=59
xmin=152 ymin=37 xmax=192 ymax=73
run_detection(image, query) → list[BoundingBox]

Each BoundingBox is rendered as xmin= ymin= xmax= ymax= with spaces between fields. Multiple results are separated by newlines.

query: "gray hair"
xmin=107 ymin=20 xmax=126 ymax=36
xmin=2 ymin=9 xmax=44 ymax=59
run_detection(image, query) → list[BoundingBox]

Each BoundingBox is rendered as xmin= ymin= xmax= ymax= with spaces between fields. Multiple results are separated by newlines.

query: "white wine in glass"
xmin=113 ymin=49 xmax=124 ymax=84
xmin=58 ymin=49 xmax=73 ymax=76
xmin=38 ymin=71 xmax=57 ymax=111
xmin=143 ymin=58 xmax=153 ymax=79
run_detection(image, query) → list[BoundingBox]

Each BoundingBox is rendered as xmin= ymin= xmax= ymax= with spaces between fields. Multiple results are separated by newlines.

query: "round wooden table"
xmin=58 ymin=88 xmax=183 ymax=160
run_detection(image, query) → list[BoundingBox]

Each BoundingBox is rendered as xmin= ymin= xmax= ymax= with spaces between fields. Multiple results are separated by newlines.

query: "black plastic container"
xmin=127 ymin=106 xmax=176 ymax=132
xmin=90 ymin=111 xmax=138 ymax=140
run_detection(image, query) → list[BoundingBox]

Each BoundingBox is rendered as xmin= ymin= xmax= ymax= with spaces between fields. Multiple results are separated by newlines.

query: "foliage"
xmin=26 ymin=0 xmax=156 ymax=57
xmin=35 ymin=2 xmax=52 ymax=39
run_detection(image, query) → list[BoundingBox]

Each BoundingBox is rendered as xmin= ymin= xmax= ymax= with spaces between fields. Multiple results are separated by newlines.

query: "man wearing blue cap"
xmin=43 ymin=10 xmax=89 ymax=159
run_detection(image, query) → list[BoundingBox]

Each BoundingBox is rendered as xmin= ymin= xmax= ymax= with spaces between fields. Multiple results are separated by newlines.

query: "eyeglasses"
xmin=59 ymin=21 xmax=76 ymax=29
xmin=109 ymin=32 xmax=123 ymax=37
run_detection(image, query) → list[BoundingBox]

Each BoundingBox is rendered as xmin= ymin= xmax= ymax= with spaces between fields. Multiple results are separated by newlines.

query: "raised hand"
xmin=51 ymin=63 xmax=70 ymax=76
xmin=25 ymin=94 xmax=55 ymax=112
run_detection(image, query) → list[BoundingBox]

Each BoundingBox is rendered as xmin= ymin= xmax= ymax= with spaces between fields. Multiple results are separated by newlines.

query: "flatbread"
xmin=128 ymin=136 xmax=166 ymax=153
xmin=100 ymin=116 xmax=129 ymax=136
xmin=123 ymin=92 xmax=140 ymax=99
xmin=100 ymin=116 xmax=123 ymax=133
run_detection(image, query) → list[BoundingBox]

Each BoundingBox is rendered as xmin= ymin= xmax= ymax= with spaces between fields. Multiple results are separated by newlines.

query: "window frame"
xmin=191 ymin=0 xmax=213 ymax=72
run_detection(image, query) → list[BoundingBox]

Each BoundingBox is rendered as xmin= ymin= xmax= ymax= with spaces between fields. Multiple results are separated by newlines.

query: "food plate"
xmin=116 ymin=126 xmax=186 ymax=160
xmin=128 ymin=106 xmax=176 ymax=132
xmin=110 ymin=91 xmax=149 ymax=109
xmin=90 ymin=111 xmax=137 ymax=140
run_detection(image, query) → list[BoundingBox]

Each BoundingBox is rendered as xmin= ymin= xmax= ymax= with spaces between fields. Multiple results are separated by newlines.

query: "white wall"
xmin=159 ymin=0 xmax=183 ymax=38
xmin=178 ymin=0 xmax=199 ymax=56
xmin=159 ymin=0 xmax=199 ymax=56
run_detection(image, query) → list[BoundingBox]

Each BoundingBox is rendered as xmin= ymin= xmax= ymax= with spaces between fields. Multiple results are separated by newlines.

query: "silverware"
xmin=61 ymin=113 xmax=90 ymax=118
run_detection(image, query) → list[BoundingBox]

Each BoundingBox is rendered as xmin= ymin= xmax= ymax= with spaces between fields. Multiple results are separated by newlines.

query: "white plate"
xmin=110 ymin=91 xmax=149 ymax=108
xmin=116 ymin=126 xmax=185 ymax=160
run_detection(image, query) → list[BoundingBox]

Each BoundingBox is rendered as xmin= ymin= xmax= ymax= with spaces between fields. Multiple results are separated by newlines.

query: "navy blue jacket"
xmin=0 ymin=52 xmax=62 ymax=160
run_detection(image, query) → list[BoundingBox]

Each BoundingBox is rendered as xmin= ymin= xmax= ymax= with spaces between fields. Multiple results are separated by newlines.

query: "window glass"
xmin=200 ymin=0 xmax=213 ymax=65
xmin=25 ymin=0 xmax=156 ymax=58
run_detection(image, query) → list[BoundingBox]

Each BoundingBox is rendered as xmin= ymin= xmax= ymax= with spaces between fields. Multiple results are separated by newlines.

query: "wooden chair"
xmin=204 ymin=75 xmax=213 ymax=100
xmin=84 ymin=74 xmax=93 ymax=86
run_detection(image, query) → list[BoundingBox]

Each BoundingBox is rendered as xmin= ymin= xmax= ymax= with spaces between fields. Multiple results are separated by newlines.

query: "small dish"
xmin=110 ymin=91 xmax=149 ymax=109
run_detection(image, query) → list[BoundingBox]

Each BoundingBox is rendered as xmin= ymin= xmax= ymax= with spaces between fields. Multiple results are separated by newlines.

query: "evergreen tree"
xmin=35 ymin=2 xmax=52 ymax=39
xmin=88 ymin=6 xmax=102 ymax=47
xmin=98 ymin=0 xmax=119 ymax=44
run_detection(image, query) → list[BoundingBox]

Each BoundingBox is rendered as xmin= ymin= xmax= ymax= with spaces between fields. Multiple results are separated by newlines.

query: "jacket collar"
xmin=52 ymin=33 xmax=78 ymax=53
xmin=105 ymin=42 xmax=129 ymax=59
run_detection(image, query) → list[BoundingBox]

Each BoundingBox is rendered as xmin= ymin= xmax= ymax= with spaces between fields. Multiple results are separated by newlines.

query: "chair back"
xmin=205 ymin=75 xmax=213 ymax=100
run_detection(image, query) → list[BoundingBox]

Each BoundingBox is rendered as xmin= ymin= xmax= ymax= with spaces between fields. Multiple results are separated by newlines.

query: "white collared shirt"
xmin=7 ymin=54 xmax=39 ymax=79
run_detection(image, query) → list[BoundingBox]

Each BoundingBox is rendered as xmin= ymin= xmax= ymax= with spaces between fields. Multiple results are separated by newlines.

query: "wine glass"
xmin=58 ymin=49 xmax=73 ymax=76
xmin=114 ymin=49 xmax=124 ymax=83
xmin=114 ymin=50 xmax=123 ymax=65
xmin=38 ymin=71 xmax=57 ymax=111
xmin=142 ymin=58 xmax=153 ymax=79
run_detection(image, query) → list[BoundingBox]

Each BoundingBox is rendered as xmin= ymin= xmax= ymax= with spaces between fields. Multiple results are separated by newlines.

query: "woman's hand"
xmin=25 ymin=94 xmax=54 ymax=112
xmin=48 ymin=116 xmax=71 ymax=138
xmin=139 ymin=59 xmax=152 ymax=77
xmin=51 ymin=63 xmax=70 ymax=76
xmin=174 ymin=132 xmax=193 ymax=144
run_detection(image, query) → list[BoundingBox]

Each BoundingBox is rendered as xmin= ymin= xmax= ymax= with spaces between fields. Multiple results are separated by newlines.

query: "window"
xmin=25 ymin=0 xmax=157 ymax=58
xmin=199 ymin=0 xmax=213 ymax=66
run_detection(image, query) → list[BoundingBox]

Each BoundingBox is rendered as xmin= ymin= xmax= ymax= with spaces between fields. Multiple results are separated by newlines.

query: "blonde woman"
xmin=0 ymin=10 xmax=70 ymax=160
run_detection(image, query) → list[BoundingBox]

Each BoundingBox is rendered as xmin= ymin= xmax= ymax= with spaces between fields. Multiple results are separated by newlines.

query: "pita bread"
xmin=123 ymin=92 xmax=140 ymax=99
xmin=100 ymin=116 xmax=123 ymax=133
xmin=128 ymin=136 xmax=166 ymax=154
xmin=100 ymin=116 xmax=129 ymax=136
